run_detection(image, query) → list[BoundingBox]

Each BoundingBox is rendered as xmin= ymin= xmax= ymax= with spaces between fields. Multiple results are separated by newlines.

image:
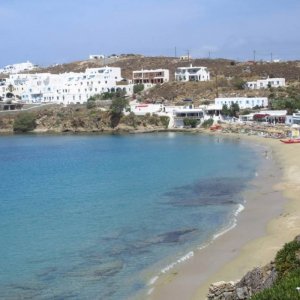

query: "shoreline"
xmin=147 ymin=133 xmax=300 ymax=300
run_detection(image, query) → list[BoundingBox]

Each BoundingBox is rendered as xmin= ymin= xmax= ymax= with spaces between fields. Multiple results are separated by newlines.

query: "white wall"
xmin=215 ymin=97 xmax=268 ymax=109
xmin=6 ymin=67 xmax=134 ymax=105
xmin=246 ymin=78 xmax=285 ymax=89
xmin=175 ymin=65 xmax=210 ymax=82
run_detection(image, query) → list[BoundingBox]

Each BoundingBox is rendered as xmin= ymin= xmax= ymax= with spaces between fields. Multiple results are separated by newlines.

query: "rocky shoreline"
xmin=207 ymin=262 xmax=277 ymax=300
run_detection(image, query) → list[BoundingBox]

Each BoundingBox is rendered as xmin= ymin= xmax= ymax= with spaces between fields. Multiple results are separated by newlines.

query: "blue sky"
xmin=0 ymin=0 xmax=299 ymax=66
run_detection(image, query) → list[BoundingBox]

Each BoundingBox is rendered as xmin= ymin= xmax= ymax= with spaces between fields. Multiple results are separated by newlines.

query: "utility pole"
xmin=215 ymin=69 xmax=219 ymax=98
xmin=270 ymin=52 xmax=273 ymax=62
xmin=175 ymin=46 xmax=177 ymax=58
xmin=253 ymin=50 xmax=256 ymax=62
xmin=187 ymin=49 xmax=190 ymax=62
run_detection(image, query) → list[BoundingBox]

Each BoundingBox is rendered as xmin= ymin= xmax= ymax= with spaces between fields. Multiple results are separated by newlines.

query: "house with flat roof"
xmin=132 ymin=69 xmax=169 ymax=84
xmin=215 ymin=97 xmax=268 ymax=109
xmin=175 ymin=64 xmax=210 ymax=82
xmin=246 ymin=78 xmax=285 ymax=89
xmin=5 ymin=66 xmax=134 ymax=105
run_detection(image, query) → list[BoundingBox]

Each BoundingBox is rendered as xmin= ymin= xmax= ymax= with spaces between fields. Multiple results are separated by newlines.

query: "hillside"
xmin=34 ymin=56 xmax=300 ymax=82
xmin=1 ymin=56 xmax=297 ymax=106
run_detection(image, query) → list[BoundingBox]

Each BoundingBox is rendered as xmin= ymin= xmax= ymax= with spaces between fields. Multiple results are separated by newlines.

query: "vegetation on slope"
xmin=251 ymin=239 xmax=300 ymax=300
xmin=13 ymin=112 xmax=37 ymax=132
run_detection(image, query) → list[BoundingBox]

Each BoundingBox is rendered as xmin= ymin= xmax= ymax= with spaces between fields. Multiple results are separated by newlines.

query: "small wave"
xmin=213 ymin=220 xmax=236 ymax=240
xmin=161 ymin=251 xmax=194 ymax=274
xmin=147 ymin=287 xmax=154 ymax=295
xmin=148 ymin=276 xmax=159 ymax=286
xmin=234 ymin=203 xmax=245 ymax=216
xmin=213 ymin=203 xmax=244 ymax=240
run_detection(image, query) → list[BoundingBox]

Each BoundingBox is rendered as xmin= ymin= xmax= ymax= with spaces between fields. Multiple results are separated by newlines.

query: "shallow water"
xmin=0 ymin=133 xmax=258 ymax=299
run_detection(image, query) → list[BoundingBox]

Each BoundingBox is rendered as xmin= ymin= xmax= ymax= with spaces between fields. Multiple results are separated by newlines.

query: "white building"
xmin=286 ymin=112 xmax=300 ymax=125
xmin=172 ymin=106 xmax=204 ymax=127
xmin=4 ymin=66 xmax=134 ymax=105
xmin=133 ymin=69 xmax=169 ymax=84
xmin=246 ymin=78 xmax=286 ymax=89
xmin=0 ymin=61 xmax=37 ymax=74
xmin=179 ymin=55 xmax=191 ymax=61
xmin=239 ymin=110 xmax=287 ymax=124
xmin=129 ymin=103 xmax=165 ymax=115
xmin=215 ymin=97 xmax=268 ymax=109
xmin=175 ymin=64 xmax=210 ymax=82
xmin=89 ymin=54 xmax=105 ymax=60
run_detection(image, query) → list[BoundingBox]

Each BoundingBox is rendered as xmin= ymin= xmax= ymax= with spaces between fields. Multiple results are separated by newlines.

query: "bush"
xmin=251 ymin=269 xmax=300 ymax=300
xmin=231 ymin=77 xmax=246 ymax=90
xmin=133 ymin=84 xmax=144 ymax=94
xmin=160 ymin=116 xmax=170 ymax=128
xmin=201 ymin=119 xmax=214 ymax=128
xmin=122 ymin=112 xmax=137 ymax=128
xmin=13 ymin=113 xmax=37 ymax=132
xmin=183 ymin=118 xmax=198 ymax=128
xmin=275 ymin=240 xmax=300 ymax=280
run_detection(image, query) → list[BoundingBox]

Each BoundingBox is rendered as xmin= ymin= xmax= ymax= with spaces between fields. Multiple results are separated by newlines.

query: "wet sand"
xmin=148 ymin=135 xmax=300 ymax=300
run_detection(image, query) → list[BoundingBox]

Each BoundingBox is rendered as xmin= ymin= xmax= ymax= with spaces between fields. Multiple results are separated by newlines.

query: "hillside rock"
xmin=207 ymin=262 xmax=277 ymax=300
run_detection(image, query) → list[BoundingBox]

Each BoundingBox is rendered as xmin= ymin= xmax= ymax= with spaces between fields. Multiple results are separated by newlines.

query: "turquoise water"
xmin=0 ymin=133 xmax=258 ymax=299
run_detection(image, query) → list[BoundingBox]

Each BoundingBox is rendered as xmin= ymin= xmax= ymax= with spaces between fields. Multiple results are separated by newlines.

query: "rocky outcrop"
xmin=207 ymin=262 xmax=277 ymax=300
xmin=0 ymin=106 xmax=169 ymax=134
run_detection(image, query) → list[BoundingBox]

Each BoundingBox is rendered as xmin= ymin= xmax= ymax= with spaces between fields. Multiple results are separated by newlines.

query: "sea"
xmin=0 ymin=133 xmax=260 ymax=299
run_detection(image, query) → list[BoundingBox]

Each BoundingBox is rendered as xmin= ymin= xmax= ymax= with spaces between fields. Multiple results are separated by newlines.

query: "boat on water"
xmin=280 ymin=139 xmax=300 ymax=144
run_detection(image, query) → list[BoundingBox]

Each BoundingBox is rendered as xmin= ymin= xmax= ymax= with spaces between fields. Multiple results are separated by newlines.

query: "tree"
xmin=7 ymin=84 xmax=14 ymax=93
xmin=230 ymin=102 xmax=240 ymax=117
xmin=133 ymin=84 xmax=144 ymax=94
xmin=221 ymin=103 xmax=240 ymax=117
xmin=221 ymin=104 xmax=230 ymax=116
xmin=110 ymin=97 xmax=129 ymax=128
xmin=270 ymin=98 xmax=300 ymax=114
xmin=110 ymin=97 xmax=128 ymax=114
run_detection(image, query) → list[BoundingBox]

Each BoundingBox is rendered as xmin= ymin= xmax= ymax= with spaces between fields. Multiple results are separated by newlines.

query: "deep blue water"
xmin=0 ymin=133 xmax=258 ymax=299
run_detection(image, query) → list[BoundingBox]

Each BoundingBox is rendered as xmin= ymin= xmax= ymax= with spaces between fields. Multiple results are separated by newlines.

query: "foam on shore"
xmin=149 ymin=135 xmax=292 ymax=300
xmin=147 ymin=202 xmax=245 ymax=296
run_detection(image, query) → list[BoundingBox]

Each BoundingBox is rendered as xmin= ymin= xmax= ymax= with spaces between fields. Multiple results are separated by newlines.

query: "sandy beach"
xmin=147 ymin=134 xmax=300 ymax=300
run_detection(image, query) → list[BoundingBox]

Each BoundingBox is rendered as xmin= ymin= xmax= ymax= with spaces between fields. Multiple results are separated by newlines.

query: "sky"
xmin=0 ymin=0 xmax=300 ymax=66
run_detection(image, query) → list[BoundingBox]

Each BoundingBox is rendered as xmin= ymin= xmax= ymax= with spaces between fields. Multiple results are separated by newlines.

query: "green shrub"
xmin=110 ymin=98 xmax=128 ymax=114
xmin=13 ymin=113 xmax=37 ymax=132
xmin=231 ymin=76 xmax=246 ymax=90
xmin=183 ymin=118 xmax=198 ymax=128
xmin=160 ymin=116 xmax=170 ymax=128
xmin=133 ymin=84 xmax=144 ymax=94
xmin=201 ymin=119 xmax=214 ymax=128
xmin=251 ymin=269 xmax=300 ymax=300
xmin=275 ymin=240 xmax=300 ymax=280
xmin=122 ymin=112 xmax=137 ymax=128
